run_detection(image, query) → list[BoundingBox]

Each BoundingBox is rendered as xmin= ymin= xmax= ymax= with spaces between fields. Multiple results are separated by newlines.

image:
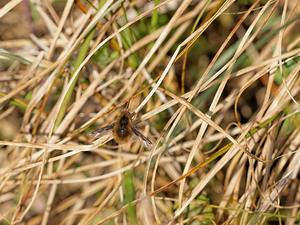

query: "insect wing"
xmin=89 ymin=123 xmax=115 ymax=138
xmin=132 ymin=126 xmax=153 ymax=149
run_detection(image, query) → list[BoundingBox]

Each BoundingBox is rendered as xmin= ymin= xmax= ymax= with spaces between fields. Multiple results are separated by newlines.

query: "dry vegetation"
xmin=0 ymin=0 xmax=300 ymax=224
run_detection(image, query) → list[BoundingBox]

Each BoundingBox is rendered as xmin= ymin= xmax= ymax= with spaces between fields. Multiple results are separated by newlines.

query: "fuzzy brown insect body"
xmin=113 ymin=111 xmax=132 ymax=143
xmin=90 ymin=110 xmax=153 ymax=148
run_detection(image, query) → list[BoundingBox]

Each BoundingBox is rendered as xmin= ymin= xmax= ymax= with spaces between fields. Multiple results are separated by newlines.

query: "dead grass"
xmin=0 ymin=0 xmax=299 ymax=224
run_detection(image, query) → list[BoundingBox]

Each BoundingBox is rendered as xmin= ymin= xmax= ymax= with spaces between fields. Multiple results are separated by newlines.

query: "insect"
xmin=90 ymin=110 xmax=153 ymax=148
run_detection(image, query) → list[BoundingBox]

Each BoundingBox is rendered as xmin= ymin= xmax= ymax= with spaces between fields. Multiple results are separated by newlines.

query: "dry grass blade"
xmin=0 ymin=0 xmax=22 ymax=19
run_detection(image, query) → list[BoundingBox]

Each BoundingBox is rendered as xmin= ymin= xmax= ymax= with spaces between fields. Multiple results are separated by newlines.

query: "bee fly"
xmin=90 ymin=110 xmax=153 ymax=148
